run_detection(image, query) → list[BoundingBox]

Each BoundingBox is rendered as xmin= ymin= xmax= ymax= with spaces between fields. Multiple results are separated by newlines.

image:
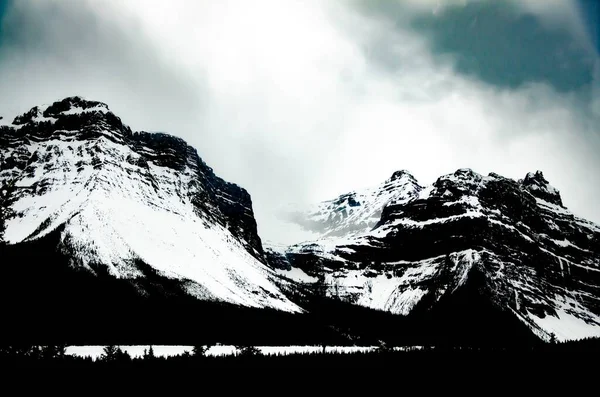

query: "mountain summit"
xmin=519 ymin=170 xmax=563 ymax=206
xmin=279 ymin=169 xmax=423 ymax=239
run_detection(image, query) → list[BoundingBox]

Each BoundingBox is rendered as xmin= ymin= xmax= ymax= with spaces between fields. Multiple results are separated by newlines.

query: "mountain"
xmin=280 ymin=170 xmax=423 ymax=238
xmin=0 ymin=97 xmax=299 ymax=323
xmin=3 ymin=96 xmax=599 ymax=347
xmin=273 ymin=168 xmax=600 ymax=342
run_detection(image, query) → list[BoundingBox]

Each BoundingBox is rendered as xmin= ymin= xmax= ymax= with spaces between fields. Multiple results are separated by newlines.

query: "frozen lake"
xmin=65 ymin=345 xmax=425 ymax=359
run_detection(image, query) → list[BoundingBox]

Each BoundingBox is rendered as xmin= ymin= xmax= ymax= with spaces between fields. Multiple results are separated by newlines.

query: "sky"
xmin=0 ymin=0 xmax=598 ymax=242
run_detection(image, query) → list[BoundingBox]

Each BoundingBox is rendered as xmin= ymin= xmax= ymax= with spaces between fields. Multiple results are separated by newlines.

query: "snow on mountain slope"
xmin=279 ymin=170 xmax=422 ymax=239
xmin=0 ymin=96 xmax=299 ymax=312
xmin=272 ymin=168 xmax=600 ymax=341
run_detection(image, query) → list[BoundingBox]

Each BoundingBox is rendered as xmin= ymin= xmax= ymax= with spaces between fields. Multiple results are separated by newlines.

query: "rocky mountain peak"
xmin=43 ymin=96 xmax=110 ymax=117
xmin=12 ymin=96 xmax=111 ymax=125
xmin=280 ymin=169 xmax=423 ymax=239
xmin=12 ymin=106 xmax=44 ymax=125
xmin=452 ymin=167 xmax=482 ymax=180
xmin=429 ymin=168 xmax=483 ymax=197
xmin=3 ymin=97 xmax=130 ymax=145
xmin=387 ymin=169 xmax=416 ymax=183
xmin=435 ymin=168 xmax=484 ymax=185
xmin=524 ymin=170 xmax=546 ymax=181
xmin=520 ymin=170 xmax=563 ymax=207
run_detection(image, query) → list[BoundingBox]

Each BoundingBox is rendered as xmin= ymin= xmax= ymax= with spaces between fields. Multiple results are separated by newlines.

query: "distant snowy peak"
xmin=0 ymin=96 xmax=299 ymax=312
xmin=281 ymin=170 xmax=423 ymax=239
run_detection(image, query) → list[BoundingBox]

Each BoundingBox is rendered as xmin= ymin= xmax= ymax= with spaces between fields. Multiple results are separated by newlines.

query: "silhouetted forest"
xmin=2 ymin=337 xmax=599 ymax=370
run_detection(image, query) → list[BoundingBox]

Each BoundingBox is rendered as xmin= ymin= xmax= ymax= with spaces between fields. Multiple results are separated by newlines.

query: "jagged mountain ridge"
xmin=279 ymin=170 xmax=423 ymax=238
xmin=273 ymin=168 xmax=600 ymax=341
xmin=0 ymin=96 xmax=299 ymax=312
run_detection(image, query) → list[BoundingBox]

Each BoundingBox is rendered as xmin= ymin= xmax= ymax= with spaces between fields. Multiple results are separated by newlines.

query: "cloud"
xmin=0 ymin=0 xmax=203 ymax=133
xmin=0 ymin=0 xmax=598 ymax=244
xmin=357 ymin=0 xmax=597 ymax=92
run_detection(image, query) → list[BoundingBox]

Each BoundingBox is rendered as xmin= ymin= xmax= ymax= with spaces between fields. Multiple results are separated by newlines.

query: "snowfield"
xmin=65 ymin=345 xmax=427 ymax=359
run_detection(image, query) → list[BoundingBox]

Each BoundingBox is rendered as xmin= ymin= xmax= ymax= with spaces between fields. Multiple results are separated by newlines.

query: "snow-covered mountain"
xmin=3 ymin=96 xmax=600 ymax=345
xmin=0 ymin=96 xmax=299 ymax=313
xmin=280 ymin=170 xmax=422 ymax=239
xmin=272 ymin=168 xmax=600 ymax=342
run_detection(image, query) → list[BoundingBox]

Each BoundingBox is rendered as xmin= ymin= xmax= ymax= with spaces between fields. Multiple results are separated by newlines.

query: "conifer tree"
xmin=143 ymin=345 xmax=156 ymax=360
xmin=101 ymin=345 xmax=119 ymax=362
xmin=41 ymin=345 xmax=66 ymax=359
xmin=235 ymin=345 xmax=261 ymax=357
xmin=192 ymin=345 xmax=207 ymax=358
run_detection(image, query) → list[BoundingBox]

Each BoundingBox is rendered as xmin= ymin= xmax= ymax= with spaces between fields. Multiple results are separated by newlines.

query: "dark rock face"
xmin=519 ymin=171 xmax=563 ymax=207
xmin=42 ymin=96 xmax=108 ymax=118
xmin=276 ymin=168 xmax=600 ymax=341
xmin=388 ymin=169 xmax=418 ymax=183
xmin=264 ymin=247 xmax=292 ymax=271
xmin=131 ymin=131 xmax=264 ymax=260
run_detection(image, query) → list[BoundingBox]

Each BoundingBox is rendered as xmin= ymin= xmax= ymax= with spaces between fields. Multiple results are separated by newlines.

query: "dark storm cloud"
xmin=413 ymin=1 xmax=595 ymax=92
xmin=357 ymin=0 xmax=596 ymax=92
xmin=577 ymin=0 xmax=600 ymax=53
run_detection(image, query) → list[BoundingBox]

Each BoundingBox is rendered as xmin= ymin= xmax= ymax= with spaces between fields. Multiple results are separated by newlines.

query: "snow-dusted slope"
xmin=280 ymin=170 xmax=422 ymax=239
xmin=273 ymin=168 xmax=600 ymax=341
xmin=0 ymin=97 xmax=299 ymax=312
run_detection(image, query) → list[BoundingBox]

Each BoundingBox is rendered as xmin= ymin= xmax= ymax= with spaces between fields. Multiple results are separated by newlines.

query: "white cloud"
xmin=0 ymin=0 xmax=598 ymax=243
